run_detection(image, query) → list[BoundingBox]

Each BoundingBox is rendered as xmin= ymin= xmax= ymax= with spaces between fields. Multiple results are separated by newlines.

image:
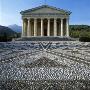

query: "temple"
xmin=20 ymin=5 xmax=71 ymax=37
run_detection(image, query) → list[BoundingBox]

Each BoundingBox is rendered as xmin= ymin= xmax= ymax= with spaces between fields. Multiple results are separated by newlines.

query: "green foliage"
xmin=70 ymin=25 xmax=90 ymax=31
xmin=17 ymin=33 xmax=21 ymax=38
xmin=79 ymin=31 xmax=90 ymax=37
xmin=70 ymin=25 xmax=90 ymax=39
xmin=79 ymin=37 xmax=90 ymax=42
xmin=70 ymin=31 xmax=80 ymax=38
xmin=0 ymin=25 xmax=17 ymax=42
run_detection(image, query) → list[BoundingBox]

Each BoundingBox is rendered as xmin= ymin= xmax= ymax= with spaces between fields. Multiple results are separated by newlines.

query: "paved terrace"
xmin=0 ymin=41 xmax=90 ymax=90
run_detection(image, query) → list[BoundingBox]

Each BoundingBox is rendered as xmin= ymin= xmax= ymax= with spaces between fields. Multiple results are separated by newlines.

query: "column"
xmin=22 ymin=19 xmax=24 ymax=37
xmin=25 ymin=20 xmax=27 ymax=37
xmin=34 ymin=18 xmax=37 ymax=36
xmin=59 ymin=20 xmax=61 ymax=36
xmin=41 ymin=18 xmax=43 ymax=36
xmin=61 ymin=19 xmax=63 ymax=37
xmin=54 ymin=18 xmax=57 ymax=36
xmin=24 ymin=19 xmax=27 ymax=37
xmin=27 ymin=18 xmax=31 ymax=37
xmin=66 ymin=18 xmax=69 ymax=37
xmin=47 ymin=19 xmax=50 ymax=36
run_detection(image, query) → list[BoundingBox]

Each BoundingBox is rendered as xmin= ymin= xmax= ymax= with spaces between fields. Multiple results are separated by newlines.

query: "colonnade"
xmin=22 ymin=18 xmax=69 ymax=37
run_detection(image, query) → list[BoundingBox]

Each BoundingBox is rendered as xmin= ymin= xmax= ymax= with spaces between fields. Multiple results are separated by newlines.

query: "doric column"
xmin=47 ymin=18 xmax=50 ymax=36
xmin=22 ymin=19 xmax=24 ymax=37
xmin=41 ymin=18 xmax=43 ymax=36
xmin=24 ymin=19 xmax=27 ymax=37
xmin=59 ymin=20 xmax=61 ymax=36
xmin=61 ymin=19 xmax=63 ymax=37
xmin=34 ymin=18 xmax=37 ymax=36
xmin=66 ymin=18 xmax=69 ymax=37
xmin=54 ymin=18 xmax=57 ymax=36
xmin=27 ymin=18 xmax=31 ymax=37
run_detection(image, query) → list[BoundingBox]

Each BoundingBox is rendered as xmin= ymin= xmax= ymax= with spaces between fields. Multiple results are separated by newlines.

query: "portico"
xmin=20 ymin=5 xmax=71 ymax=37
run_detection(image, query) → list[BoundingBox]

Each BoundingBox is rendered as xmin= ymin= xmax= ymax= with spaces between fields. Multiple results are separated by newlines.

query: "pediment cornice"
xmin=20 ymin=5 xmax=71 ymax=15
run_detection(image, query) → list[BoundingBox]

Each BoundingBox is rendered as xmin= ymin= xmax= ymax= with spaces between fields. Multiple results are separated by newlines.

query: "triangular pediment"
xmin=20 ymin=5 xmax=71 ymax=15
xmin=23 ymin=57 xmax=67 ymax=68
xmin=26 ymin=7 xmax=65 ymax=14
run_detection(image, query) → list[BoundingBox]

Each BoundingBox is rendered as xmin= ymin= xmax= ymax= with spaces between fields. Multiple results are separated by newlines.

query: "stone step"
xmin=16 ymin=36 xmax=76 ymax=41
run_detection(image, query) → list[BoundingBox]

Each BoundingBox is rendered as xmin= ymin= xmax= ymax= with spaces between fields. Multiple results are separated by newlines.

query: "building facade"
xmin=20 ymin=5 xmax=71 ymax=37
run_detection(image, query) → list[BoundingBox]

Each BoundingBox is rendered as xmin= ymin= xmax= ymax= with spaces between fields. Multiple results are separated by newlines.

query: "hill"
xmin=0 ymin=25 xmax=17 ymax=42
xmin=0 ymin=25 xmax=17 ymax=36
xmin=8 ymin=24 xmax=22 ymax=33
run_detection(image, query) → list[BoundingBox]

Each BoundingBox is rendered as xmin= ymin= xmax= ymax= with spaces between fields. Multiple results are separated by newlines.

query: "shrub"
xmin=79 ymin=37 xmax=90 ymax=42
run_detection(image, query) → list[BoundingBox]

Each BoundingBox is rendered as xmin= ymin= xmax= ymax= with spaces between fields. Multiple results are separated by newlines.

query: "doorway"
xmin=44 ymin=29 xmax=47 ymax=36
xmin=43 ymin=19 xmax=47 ymax=36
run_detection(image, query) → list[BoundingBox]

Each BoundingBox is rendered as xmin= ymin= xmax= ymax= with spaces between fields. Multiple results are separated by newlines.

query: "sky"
xmin=0 ymin=0 xmax=90 ymax=26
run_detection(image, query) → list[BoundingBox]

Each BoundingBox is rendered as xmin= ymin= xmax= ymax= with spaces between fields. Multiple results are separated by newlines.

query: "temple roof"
xmin=20 ymin=5 xmax=71 ymax=15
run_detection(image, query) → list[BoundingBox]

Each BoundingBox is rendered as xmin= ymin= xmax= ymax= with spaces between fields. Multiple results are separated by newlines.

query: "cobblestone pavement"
xmin=0 ymin=41 xmax=90 ymax=90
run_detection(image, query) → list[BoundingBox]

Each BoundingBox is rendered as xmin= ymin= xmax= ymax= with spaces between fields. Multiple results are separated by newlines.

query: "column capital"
xmin=27 ymin=19 xmax=30 ymax=23
xmin=41 ymin=18 xmax=44 ymax=20
xmin=54 ymin=18 xmax=57 ymax=20
xmin=27 ymin=18 xmax=30 ymax=20
xmin=34 ymin=18 xmax=37 ymax=20
xmin=47 ymin=18 xmax=50 ymax=20
xmin=61 ymin=18 xmax=64 ymax=20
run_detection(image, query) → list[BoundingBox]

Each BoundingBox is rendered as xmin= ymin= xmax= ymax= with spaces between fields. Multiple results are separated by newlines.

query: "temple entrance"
xmin=44 ymin=29 xmax=47 ymax=36
xmin=43 ymin=19 xmax=48 ymax=36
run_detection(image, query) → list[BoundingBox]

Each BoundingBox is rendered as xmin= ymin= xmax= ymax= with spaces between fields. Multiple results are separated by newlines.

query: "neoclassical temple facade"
xmin=20 ymin=5 xmax=71 ymax=37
